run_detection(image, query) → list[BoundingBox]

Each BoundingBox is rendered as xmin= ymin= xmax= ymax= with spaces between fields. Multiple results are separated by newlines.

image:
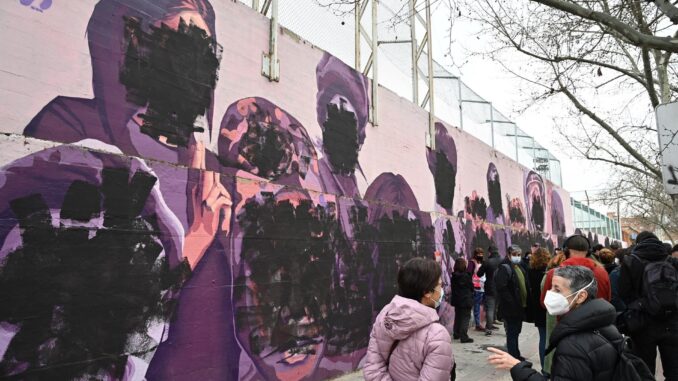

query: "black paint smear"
xmin=0 ymin=167 xmax=190 ymax=380
xmin=322 ymin=101 xmax=360 ymax=176
xmin=434 ymin=151 xmax=456 ymax=210
xmin=60 ymin=180 xmax=101 ymax=221
xmin=442 ymin=220 xmax=458 ymax=259
xmin=530 ymin=194 xmax=545 ymax=231
xmin=234 ymin=194 xmax=337 ymax=358
xmin=238 ymin=105 xmax=295 ymax=180
xmin=373 ymin=212 xmax=435 ymax=312
xmin=510 ymin=231 xmax=554 ymax=258
xmin=120 ymin=16 xmax=220 ymax=147
xmin=507 ymin=198 xmax=526 ymax=226
xmin=551 ymin=207 xmax=566 ymax=236
xmin=487 ymin=177 xmax=503 ymax=217
xmin=464 ymin=196 xmax=488 ymax=220
xmin=470 ymin=227 xmax=494 ymax=259
xmin=324 ymin=204 xmax=376 ymax=355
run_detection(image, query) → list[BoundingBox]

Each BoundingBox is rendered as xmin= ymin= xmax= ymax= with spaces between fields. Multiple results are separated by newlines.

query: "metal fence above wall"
xmin=239 ymin=0 xmax=563 ymax=186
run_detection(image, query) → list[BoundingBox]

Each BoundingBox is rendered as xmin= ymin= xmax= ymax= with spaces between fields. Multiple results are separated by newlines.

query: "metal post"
xmin=371 ymin=0 xmax=378 ymax=126
xmin=409 ymin=0 xmax=418 ymax=104
xmin=424 ymin=0 xmax=434 ymax=149
xmin=253 ymin=0 xmax=260 ymax=11
xmin=458 ymin=79 xmax=463 ymax=130
xmin=617 ymin=201 xmax=622 ymax=241
xmin=261 ymin=0 xmax=279 ymax=81
xmin=514 ymin=124 xmax=519 ymax=161
xmin=585 ymin=191 xmax=592 ymax=232
xmin=489 ymin=104 xmax=495 ymax=149
xmin=355 ymin=0 xmax=360 ymax=70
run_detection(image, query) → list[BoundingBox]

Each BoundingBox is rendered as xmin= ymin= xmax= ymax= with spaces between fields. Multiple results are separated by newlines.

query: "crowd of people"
xmin=363 ymin=232 xmax=678 ymax=381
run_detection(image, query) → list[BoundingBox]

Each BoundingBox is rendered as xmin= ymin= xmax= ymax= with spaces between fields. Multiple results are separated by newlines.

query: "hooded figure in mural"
xmin=21 ymin=0 xmax=228 ymax=246
xmin=0 ymin=146 xmax=188 ymax=380
xmin=24 ymin=0 xmax=220 ymax=163
xmin=486 ymin=163 xmax=511 ymax=257
xmin=217 ymin=97 xmax=322 ymax=190
xmin=551 ymin=189 xmax=567 ymax=244
xmin=7 ymin=1 xmax=238 ymax=379
xmin=426 ymin=123 xmax=462 ymax=295
xmin=316 ymin=52 xmax=370 ymax=199
xmin=364 ymin=173 xmax=436 ymax=313
xmin=524 ymin=171 xmax=546 ymax=233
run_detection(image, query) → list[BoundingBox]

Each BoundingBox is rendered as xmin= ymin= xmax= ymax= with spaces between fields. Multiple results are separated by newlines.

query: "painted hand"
xmin=487 ymin=347 xmax=521 ymax=370
xmin=185 ymin=141 xmax=232 ymax=269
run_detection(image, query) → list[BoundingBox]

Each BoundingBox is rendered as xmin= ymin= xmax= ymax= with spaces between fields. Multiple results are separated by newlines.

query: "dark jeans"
xmin=504 ymin=318 xmax=523 ymax=359
xmin=631 ymin=319 xmax=678 ymax=381
xmin=453 ymin=307 xmax=472 ymax=340
xmin=484 ymin=295 xmax=497 ymax=329
xmin=537 ymin=325 xmax=546 ymax=370
xmin=473 ymin=290 xmax=484 ymax=327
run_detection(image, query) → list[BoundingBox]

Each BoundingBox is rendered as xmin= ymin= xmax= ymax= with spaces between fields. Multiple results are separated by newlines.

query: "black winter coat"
xmin=510 ymin=299 xmax=622 ymax=381
xmin=478 ymin=253 xmax=501 ymax=296
xmin=526 ymin=267 xmax=546 ymax=327
xmin=620 ymin=237 xmax=667 ymax=305
xmin=495 ymin=257 xmax=530 ymax=320
xmin=449 ymin=271 xmax=474 ymax=308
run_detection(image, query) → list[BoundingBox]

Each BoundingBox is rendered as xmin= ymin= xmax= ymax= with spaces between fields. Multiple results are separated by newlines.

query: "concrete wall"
xmin=0 ymin=1 xmax=573 ymax=380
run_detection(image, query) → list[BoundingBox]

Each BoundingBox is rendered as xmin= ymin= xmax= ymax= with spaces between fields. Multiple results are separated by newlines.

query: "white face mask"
xmin=510 ymin=256 xmax=522 ymax=264
xmin=429 ymin=287 xmax=444 ymax=308
xmin=544 ymin=279 xmax=594 ymax=316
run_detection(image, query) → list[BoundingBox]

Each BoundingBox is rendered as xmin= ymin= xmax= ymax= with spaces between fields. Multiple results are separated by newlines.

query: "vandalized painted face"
xmin=322 ymin=95 xmax=360 ymax=176
xmin=120 ymin=13 xmax=220 ymax=147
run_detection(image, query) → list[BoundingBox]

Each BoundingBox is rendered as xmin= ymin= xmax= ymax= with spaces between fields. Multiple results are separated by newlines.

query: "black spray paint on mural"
xmin=0 ymin=167 xmax=190 ymax=380
xmin=470 ymin=226 xmax=494 ymax=257
xmin=373 ymin=211 xmax=435 ymax=311
xmin=508 ymin=197 xmax=526 ymax=226
xmin=234 ymin=194 xmax=337 ymax=360
xmin=442 ymin=220 xmax=458 ymax=259
xmin=487 ymin=173 xmax=503 ymax=217
xmin=120 ymin=16 xmax=220 ymax=147
xmin=434 ymin=151 xmax=456 ymax=210
xmin=324 ymin=203 xmax=376 ymax=355
xmin=510 ymin=231 xmax=554 ymax=256
xmin=238 ymin=105 xmax=296 ymax=180
xmin=322 ymin=100 xmax=360 ymax=176
xmin=530 ymin=194 xmax=545 ymax=231
xmin=464 ymin=196 xmax=488 ymax=220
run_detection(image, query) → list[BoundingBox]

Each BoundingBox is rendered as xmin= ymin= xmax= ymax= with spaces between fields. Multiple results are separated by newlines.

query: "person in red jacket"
xmin=541 ymin=235 xmax=611 ymax=307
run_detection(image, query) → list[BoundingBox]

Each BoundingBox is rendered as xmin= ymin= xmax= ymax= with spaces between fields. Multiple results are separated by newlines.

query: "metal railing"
xmin=240 ymin=0 xmax=563 ymax=186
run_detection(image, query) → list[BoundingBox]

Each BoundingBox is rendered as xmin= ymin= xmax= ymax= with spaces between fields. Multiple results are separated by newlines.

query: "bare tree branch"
xmin=530 ymin=0 xmax=678 ymax=51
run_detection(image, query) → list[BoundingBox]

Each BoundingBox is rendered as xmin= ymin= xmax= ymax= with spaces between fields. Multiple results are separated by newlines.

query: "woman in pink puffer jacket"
xmin=364 ymin=257 xmax=455 ymax=381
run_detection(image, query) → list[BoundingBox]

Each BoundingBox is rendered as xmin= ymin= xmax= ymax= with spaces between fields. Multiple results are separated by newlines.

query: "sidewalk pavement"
xmin=333 ymin=321 xmax=541 ymax=381
xmin=332 ymin=322 xmax=668 ymax=381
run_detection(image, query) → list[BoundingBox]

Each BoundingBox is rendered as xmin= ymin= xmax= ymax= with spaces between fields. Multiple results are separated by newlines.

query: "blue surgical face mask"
xmin=510 ymin=256 xmax=522 ymax=264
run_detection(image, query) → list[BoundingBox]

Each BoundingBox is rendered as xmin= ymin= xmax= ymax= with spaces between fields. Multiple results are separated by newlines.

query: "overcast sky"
xmin=282 ymin=0 xmax=614 ymax=211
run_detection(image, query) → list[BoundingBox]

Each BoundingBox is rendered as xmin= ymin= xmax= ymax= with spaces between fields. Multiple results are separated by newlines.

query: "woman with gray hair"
xmin=487 ymin=265 xmax=623 ymax=380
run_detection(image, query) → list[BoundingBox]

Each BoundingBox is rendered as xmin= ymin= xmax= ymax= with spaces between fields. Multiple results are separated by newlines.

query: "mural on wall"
xmin=0 ymin=0 xmax=575 ymax=380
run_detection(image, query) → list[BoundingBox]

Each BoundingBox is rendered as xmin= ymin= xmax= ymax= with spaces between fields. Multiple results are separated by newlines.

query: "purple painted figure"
xmin=316 ymin=52 xmax=370 ymax=199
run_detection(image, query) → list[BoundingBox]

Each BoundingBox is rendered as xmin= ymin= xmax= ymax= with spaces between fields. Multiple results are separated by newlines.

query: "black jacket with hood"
xmin=510 ymin=298 xmax=622 ymax=381
xmin=494 ymin=256 xmax=530 ymax=320
xmin=619 ymin=236 xmax=668 ymax=305
xmin=478 ymin=250 xmax=501 ymax=296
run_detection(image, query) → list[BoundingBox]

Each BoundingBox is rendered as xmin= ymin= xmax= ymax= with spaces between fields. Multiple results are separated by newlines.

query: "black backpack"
xmin=594 ymin=331 xmax=655 ymax=381
xmin=631 ymin=254 xmax=678 ymax=319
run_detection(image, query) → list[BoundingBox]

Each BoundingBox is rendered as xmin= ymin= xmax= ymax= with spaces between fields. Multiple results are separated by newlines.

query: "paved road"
xmin=333 ymin=322 xmax=540 ymax=381
xmin=331 ymin=322 xmax=667 ymax=381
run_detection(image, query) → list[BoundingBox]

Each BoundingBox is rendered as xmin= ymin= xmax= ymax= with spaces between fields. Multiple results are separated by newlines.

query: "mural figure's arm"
xmin=184 ymin=141 xmax=232 ymax=269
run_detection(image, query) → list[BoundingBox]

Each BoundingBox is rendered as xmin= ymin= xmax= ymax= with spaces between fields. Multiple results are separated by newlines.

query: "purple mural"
xmin=0 ymin=0 xmax=575 ymax=379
